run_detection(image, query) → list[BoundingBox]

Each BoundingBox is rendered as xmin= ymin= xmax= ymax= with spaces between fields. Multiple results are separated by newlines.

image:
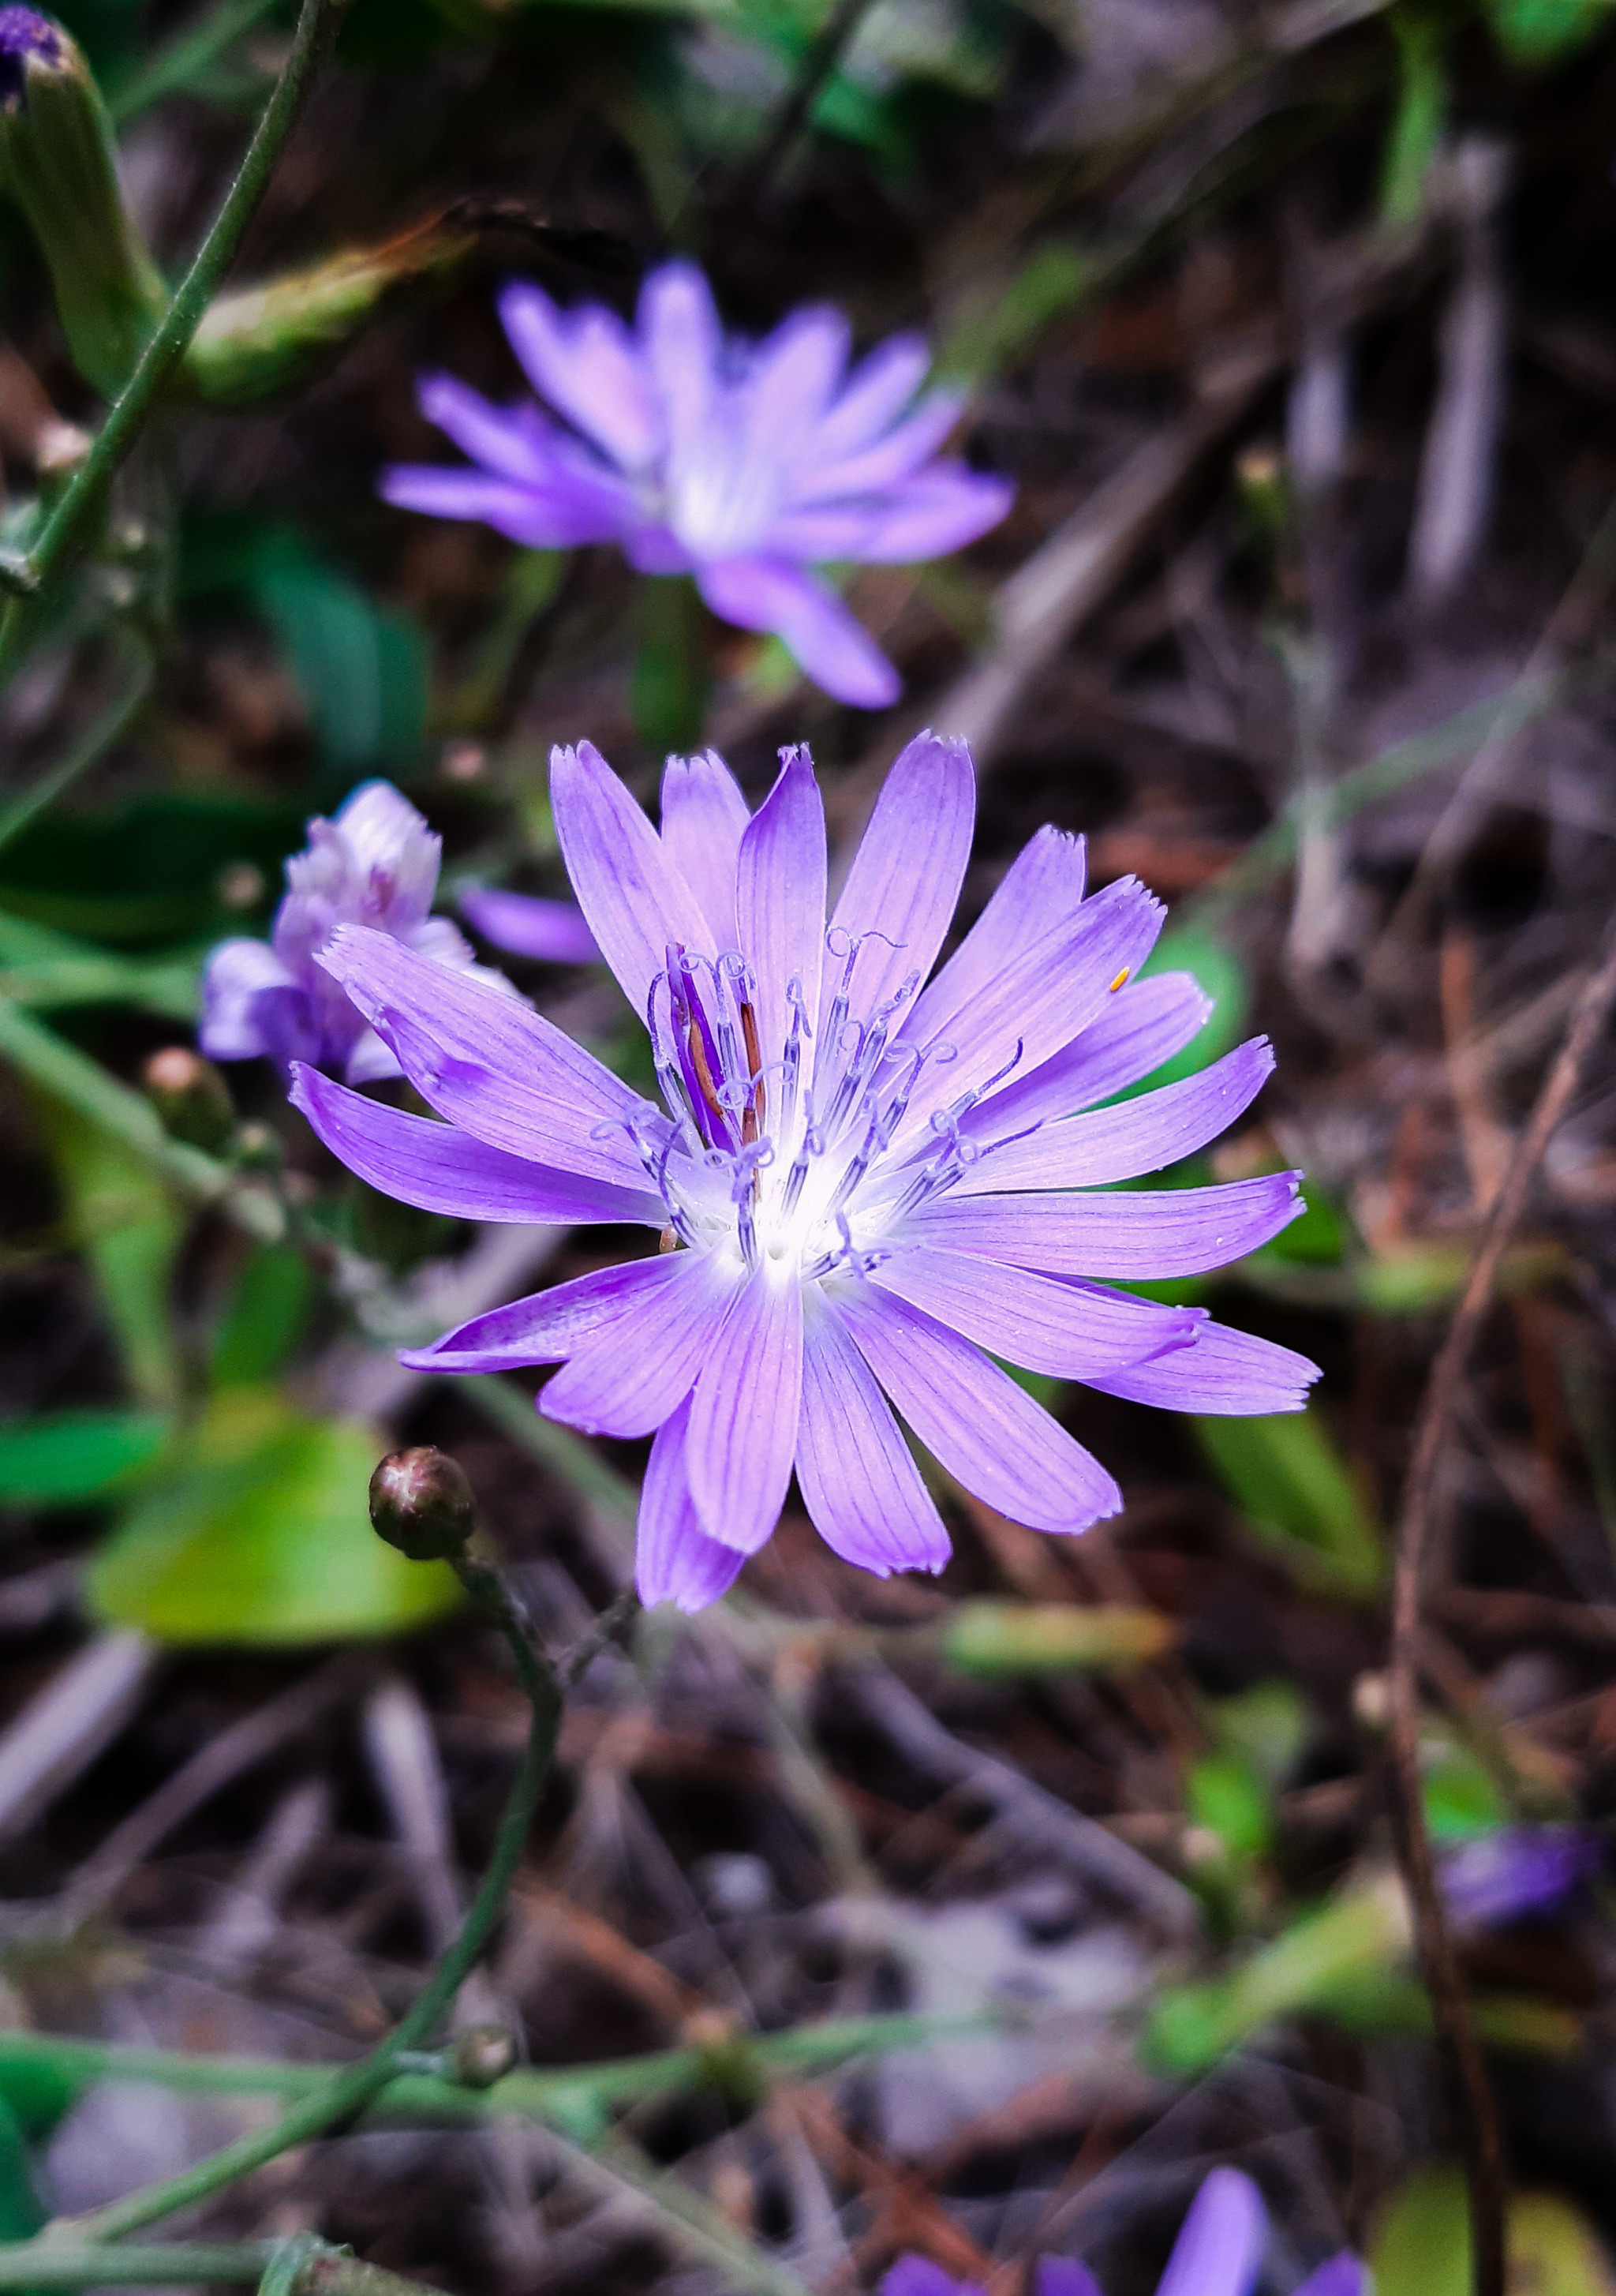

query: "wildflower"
xmin=1440 ymin=1826 xmax=1602 ymax=1931
xmin=881 ymin=2167 xmax=1365 ymax=2296
xmin=200 ymin=781 xmax=511 ymax=1085
xmin=289 ymin=734 xmax=1318 ymax=1612
xmin=380 ymin=262 xmax=1013 ymax=709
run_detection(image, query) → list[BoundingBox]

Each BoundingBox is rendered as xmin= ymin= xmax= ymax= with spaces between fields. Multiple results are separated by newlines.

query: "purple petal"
xmin=894 ymin=875 xmax=1165 ymax=1152
xmin=198 ymin=938 xmax=302 ymax=1063
xmin=743 ymin=304 xmax=851 ymax=444
xmin=833 ymin=1282 xmax=1120 ymax=1533
xmin=313 ymin=926 xmax=646 ymax=1187
xmin=660 ymin=750 xmax=750 ymax=949
xmin=826 ymin=731 xmax=975 ymax=1030
xmin=343 ymin=1026 xmax=406 ymax=1086
xmin=881 ymin=2263 xmax=980 ymax=2296
xmin=1086 ymin=1319 xmax=1319 ymax=1414
xmin=640 ymin=261 xmax=721 ymax=463
xmin=1292 ymin=2258 xmax=1365 ymax=2296
xmin=967 ymin=972 xmax=1213 ymax=1143
xmin=1158 ymin=2169 xmax=1267 ymax=2296
xmin=800 ymin=392 xmax=964 ymax=500
xmin=498 ymin=280 xmax=659 ymax=470
xmin=459 ymin=888 xmax=600 ymax=965
xmin=551 ymin=739 xmax=714 ymax=1014
xmin=907 ymin=825 xmax=1087 ymax=1052
xmin=417 ymin=373 xmax=555 ymax=485
xmin=735 ymin=745 xmax=827 ymax=1072
xmin=1037 ymin=2264 xmax=1104 ymax=2296
xmin=1439 ymin=1826 xmax=1601 ymax=1929
xmin=811 ymin=335 xmax=930 ymax=461
xmin=398 ymin=1256 xmax=676 ymax=1373
xmin=954 ymin=1039 xmax=1275 ymax=1194
xmin=771 ymin=466 xmax=1014 ymax=564
xmin=871 ymin=1245 xmax=1200 ymax=1381
xmin=909 ymin=1173 xmax=1306 ymax=1279
xmin=290 ymin=1066 xmax=660 ymax=1228
xmin=696 ymin=556 xmax=900 ymax=708
xmin=335 ymin=782 xmax=441 ymax=912
xmin=635 ymin=1396 xmax=747 ymax=1611
xmin=540 ymin=1247 xmax=739 ymax=1439
xmin=380 ymin=466 xmax=622 ymax=550
xmin=797 ymin=1288 xmax=950 ymax=1575
xmin=686 ymin=1267 xmax=804 ymax=1553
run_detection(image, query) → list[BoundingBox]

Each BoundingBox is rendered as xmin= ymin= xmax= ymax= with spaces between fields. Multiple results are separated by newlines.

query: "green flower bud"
xmin=368 ymin=1446 xmax=476 ymax=1563
xmin=142 ymin=1047 xmax=235 ymax=1157
xmin=0 ymin=9 xmax=166 ymax=398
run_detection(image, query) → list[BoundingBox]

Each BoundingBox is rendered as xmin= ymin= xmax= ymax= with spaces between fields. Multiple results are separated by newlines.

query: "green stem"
xmin=0 ymin=2246 xmax=264 ymax=2287
xmin=0 ymin=0 xmax=352 ymax=686
xmin=69 ymin=1556 xmax=562 ymax=2239
xmin=0 ymin=635 xmax=154 ymax=860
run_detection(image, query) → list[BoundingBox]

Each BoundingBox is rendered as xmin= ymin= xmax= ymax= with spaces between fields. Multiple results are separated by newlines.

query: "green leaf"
xmin=1207 ymin=1680 xmax=1310 ymax=1786
xmin=0 ymin=1409 xmax=169 ymax=1507
xmin=1483 ymin=0 xmax=1616 ymax=63
xmin=252 ymin=550 xmax=426 ymax=773
xmin=1380 ymin=9 xmax=1448 ymax=227
xmin=211 ymin=1243 xmax=312 ymax=1388
xmin=1420 ymin=1734 xmax=1508 ymax=1843
xmin=88 ymin=1389 xmax=462 ymax=1646
xmin=0 ymin=2092 xmax=43 ymax=2240
xmin=0 ymin=791 xmax=306 ymax=945
xmin=1186 ymin=1751 xmax=1274 ymax=1863
xmin=634 ymin=575 xmax=710 ymax=757
xmin=941 ymin=1600 xmax=1175 ymax=1677
xmin=1196 ymin=1406 xmax=1384 ymax=1598
xmin=1132 ymin=930 xmax=1249 ymax=1091
xmin=1375 ymin=2168 xmax=1616 ymax=2296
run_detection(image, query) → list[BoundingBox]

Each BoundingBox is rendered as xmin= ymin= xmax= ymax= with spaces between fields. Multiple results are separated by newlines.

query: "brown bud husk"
xmin=368 ymin=1446 xmax=476 ymax=1563
xmin=142 ymin=1047 xmax=234 ymax=1157
xmin=450 ymin=2024 xmax=517 ymax=2090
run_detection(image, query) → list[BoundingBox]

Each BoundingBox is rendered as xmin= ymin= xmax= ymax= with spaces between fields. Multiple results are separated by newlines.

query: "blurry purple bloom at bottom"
xmin=1440 ymin=1826 xmax=1601 ymax=1930
xmin=882 ymin=2169 xmax=1364 ymax=2296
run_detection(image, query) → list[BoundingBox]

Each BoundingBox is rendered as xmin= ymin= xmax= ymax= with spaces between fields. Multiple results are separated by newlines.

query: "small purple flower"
xmin=380 ymin=263 xmax=1013 ymax=710
xmin=1440 ymin=1826 xmax=1602 ymax=1931
xmin=884 ymin=2168 xmax=1364 ymax=2296
xmin=0 ymin=8 xmax=65 ymax=107
xmin=200 ymin=781 xmax=512 ymax=1086
xmin=287 ymin=736 xmax=1319 ymax=1610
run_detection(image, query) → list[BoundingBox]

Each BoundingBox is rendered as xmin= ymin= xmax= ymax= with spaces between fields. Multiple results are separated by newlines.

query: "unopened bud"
xmin=368 ymin=1446 xmax=475 ymax=1563
xmin=450 ymin=2023 xmax=516 ymax=2089
xmin=142 ymin=1047 xmax=234 ymax=1156
xmin=0 ymin=10 xmax=166 ymax=397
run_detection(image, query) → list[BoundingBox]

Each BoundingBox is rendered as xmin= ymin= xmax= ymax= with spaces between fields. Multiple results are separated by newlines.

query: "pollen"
xmin=1109 ymin=967 xmax=1131 ymax=992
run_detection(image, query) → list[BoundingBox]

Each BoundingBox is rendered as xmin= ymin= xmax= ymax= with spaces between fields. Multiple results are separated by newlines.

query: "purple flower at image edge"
xmin=287 ymin=732 xmax=1322 ymax=1614
xmin=0 ymin=8 xmax=65 ymax=107
xmin=380 ymin=261 xmax=1014 ymax=709
xmin=200 ymin=780 xmax=514 ymax=1085
xmin=1440 ymin=1825 xmax=1603 ymax=1930
xmin=882 ymin=2167 xmax=1365 ymax=2296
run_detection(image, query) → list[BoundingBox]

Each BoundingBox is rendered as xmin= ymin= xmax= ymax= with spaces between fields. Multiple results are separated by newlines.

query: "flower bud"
xmin=141 ymin=1046 xmax=234 ymax=1157
xmin=0 ymin=9 xmax=166 ymax=398
xmin=450 ymin=2024 xmax=516 ymax=2090
xmin=368 ymin=1446 xmax=475 ymax=1563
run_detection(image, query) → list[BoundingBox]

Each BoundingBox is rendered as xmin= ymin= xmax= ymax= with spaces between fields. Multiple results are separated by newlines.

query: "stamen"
xmin=1109 ymin=967 xmax=1131 ymax=992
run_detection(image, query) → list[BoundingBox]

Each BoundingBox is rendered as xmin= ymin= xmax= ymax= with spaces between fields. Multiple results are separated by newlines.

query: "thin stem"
xmin=0 ymin=0 xmax=352 ymax=686
xmin=1386 ymin=907 xmax=1616 ymax=2296
xmin=0 ymin=634 xmax=153 ymax=860
xmin=70 ymin=1556 xmax=561 ymax=2238
xmin=0 ymin=2242 xmax=452 ymax=2294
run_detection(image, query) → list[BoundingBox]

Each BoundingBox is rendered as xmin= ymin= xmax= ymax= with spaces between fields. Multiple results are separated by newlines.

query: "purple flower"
xmin=0 ymin=9 xmax=65 ymax=107
xmin=883 ymin=2168 xmax=1364 ymax=2296
xmin=380 ymin=263 xmax=1013 ymax=710
xmin=288 ymin=735 xmax=1319 ymax=1611
xmin=200 ymin=781 xmax=511 ymax=1086
xmin=459 ymin=886 xmax=601 ymax=967
xmin=1440 ymin=1826 xmax=1602 ymax=1931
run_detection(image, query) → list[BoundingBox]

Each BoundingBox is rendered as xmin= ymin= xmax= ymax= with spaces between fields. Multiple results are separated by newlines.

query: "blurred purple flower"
xmin=459 ymin=885 xmax=600 ymax=967
xmin=0 ymin=8 xmax=64 ymax=105
xmin=885 ymin=2168 xmax=1364 ymax=2296
xmin=289 ymin=734 xmax=1319 ymax=1612
xmin=380 ymin=262 xmax=1013 ymax=710
xmin=200 ymin=781 xmax=511 ymax=1086
xmin=1440 ymin=1826 xmax=1602 ymax=1930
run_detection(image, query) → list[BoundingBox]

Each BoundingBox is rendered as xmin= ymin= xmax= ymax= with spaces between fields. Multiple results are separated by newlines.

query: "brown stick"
xmin=1388 ymin=909 xmax=1616 ymax=2296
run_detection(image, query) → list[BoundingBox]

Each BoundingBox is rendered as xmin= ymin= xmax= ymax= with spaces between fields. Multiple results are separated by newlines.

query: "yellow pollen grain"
xmin=1109 ymin=968 xmax=1131 ymax=992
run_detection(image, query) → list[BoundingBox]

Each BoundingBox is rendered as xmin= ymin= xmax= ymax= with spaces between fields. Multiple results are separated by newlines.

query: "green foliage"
xmin=634 ymin=576 xmax=712 ymax=758
xmin=1420 ymin=1732 xmax=1508 ymax=1842
xmin=0 ymin=792 xmax=304 ymax=946
xmin=1196 ymin=1406 xmax=1384 ymax=1597
xmin=1134 ymin=930 xmax=1249 ymax=1090
xmin=210 ymin=1243 xmax=314 ymax=1388
xmin=0 ymin=2092 xmax=44 ymax=2241
xmin=1380 ymin=9 xmax=1448 ymax=227
xmin=1483 ymin=0 xmax=1616 ymax=62
xmin=1186 ymin=1751 xmax=1274 ymax=1863
xmin=88 ymin=1388 xmax=462 ymax=1645
xmin=0 ymin=1408 xmax=169 ymax=1507
xmin=941 ymin=1599 xmax=1174 ymax=1676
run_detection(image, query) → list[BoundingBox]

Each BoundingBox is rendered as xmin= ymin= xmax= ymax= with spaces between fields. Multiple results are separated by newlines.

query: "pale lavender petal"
xmin=640 ymin=261 xmax=721 ymax=465
xmin=398 ymin=1257 xmax=676 ymax=1373
xmin=908 ymin=1174 xmax=1305 ymax=1279
xmin=459 ymin=888 xmax=600 ymax=965
xmin=540 ymin=1246 xmax=739 ymax=1438
xmin=380 ymin=466 xmax=620 ymax=550
xmin=315 ymin=925 xmax=646 ymax=1186
xmin=1439 ymin=1826 xmax=1601 ymax=1929
xmin=735 ymin=745 xmax=827 ymax=1071
xmin=686 ymin=1267 xmax=804 ymax=1553
xmin=893 ymin=876 xmax=1165 ymax=1152
xmin=1037 ymin=2263 xmax=1103 ymax=2296
xmin=797 ymin=1287 xmax=950 ymax=1575
xmin=343 ymin=1025 xmax=406 ymax=1086
xmin=1085 ymin=1319 xmax=1319 ymax=1414
xmin=696 ymin=556 xmax=900 ymax=709
xmin=1291 ymin=2257 xmax=1364 ymax=2296
xmin=906 ymin=825 xmax=1087 ymax=1052
xmin=953 ymin=1040 xmax=1275 ymax=1195
xmin=800 ymin=392 xmax=964 ymax=500
xmin=967 ymin=973 xmax=1213 ymax=1143
xmin=870 ymin=1245 xmax=1200 ymax=1381
xmin=881 ymin=2262 xmax=979 ymax=2296
xmin=498 ymin=281 xmax=660 ymax=469
xmin=834 ymin=1282 xmax=1120 ymax=1533
xmin=289 ymin=1065 xmax=660 ymax=1227
xmin=417 ymin=373 xmax=556 ymax=484
xmin=1157 ymin=2169 xmax=1267 ymax=2296
xmin=551 ymin=739 xmax=714 ymax=1013
xmin=198 ymin=938 xmax=303 ymax=1062
xmin=635 ymin=1396 xmax=746 ymax=1612
xmin=660 ymin=750 xmax=750 ymax=949
xmin=335 ymin=782 xmax=441 ymax=921
xmin=743 ymin=305 xmax=851 ymax=444
xmin=827 ymin=730 xmax=975 ymax=1027
xmin=811 ymin=335 xmax=930 ymax=461
xmin=770 ymin=466 xmax=1013 ymax=564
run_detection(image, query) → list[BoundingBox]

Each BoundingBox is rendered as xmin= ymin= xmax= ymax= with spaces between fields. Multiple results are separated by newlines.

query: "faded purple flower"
xmin=200 ymin=781 xmax=511 ymax=1086
xmin=380 ymin=263 xmax=1013 ymax=710
xmin=289 ymin=734 xmax=1319 ymax=1612
xmin=0 ymin=8 xmax=65 ymax=107
xmin=459 ymin=886 xmax=600 ymax=967
xmin=1440 ymin=1826 xmax=1602 ymax=1931
xmin=885 ymin=2169 xmax=1364 ymax=2296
